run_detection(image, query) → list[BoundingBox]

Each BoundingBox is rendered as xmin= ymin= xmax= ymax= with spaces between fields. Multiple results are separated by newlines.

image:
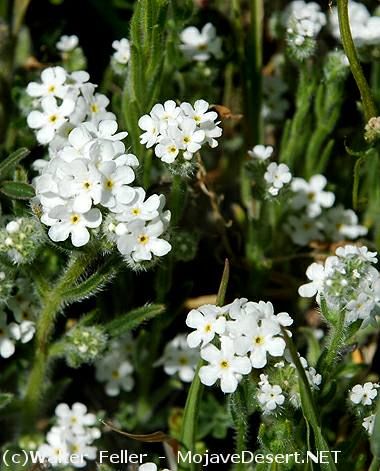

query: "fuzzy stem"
xmin=23 ymin=253 xmax=96 ymax=426
xmin=336 ymin=0 xmax=377 ymax=122
xmin=323 ymin=311 xmax=346 ymax=376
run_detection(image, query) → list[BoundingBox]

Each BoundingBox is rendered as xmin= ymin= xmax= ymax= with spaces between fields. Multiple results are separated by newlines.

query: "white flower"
xmin=115 ymin=188 xmax=160 ymax=223
xmin=350 ymin=382 xmax=379 ymax=406
xmin=336 ymin=245 xmax=378 ymax=264
xmin=233 ymin=317 xmax=286 ymax=369
xmin=26 ymin=66 xmax=68 ymax=99
xmin=186 ymin=304 xmax=226 ymax=348
xmin=346 ymin=293 xmax=375 ymax=323
xmin=0 ymin=313 xmax=20 ymax=358
xmin=248 ymin=145 xmax=273 ymax=160
xmin=67 ymin=435 xmax=97 ymax=468
xmin=27 ymin=96 xmax=76 ymax=144
xmin=117 ymin=219 xmax=171 ymax=262
xmin=155 ymin=130 xmax=181 ymax=164
xmin=181 ymin=100 xmax=218 ymax=125
xmin=362 ymin=414 xmax=375 ymax=435
xmin=112 ymin=38 xmax=131 ymax=64
xmin=96 ymin=354 xmax=134 ymax=396
xmin=264 ymin=162 xmax=292 ymax=195
xmin=46 ymin=205 xmax=102 ymax=247
xmin=298 ymin=262 xmax=326 ymax=298
xmin=138 ymin=115 xmax=160 ymax=148
xmin=179 ymin=118 xmax=205 ymax=159
xmin=55 ymin=402 xmax=97 ymax=434
xmin=158 ymin=335 xmax=199 ymax=382
xmin=199 ymin=336 xmax=251 ymax=393
xmin=151 ymin=100 xmax=182 ymax=131
xmin=180 ymin=23 xmax=222 ymax=62
xmin=322 ymin=206 xmax=367 ymax=241
xmin=291 ymin=175 xmax=335 ymax=218
xmin=57 ymin=35 xmax=79 ymax=52
xmin=38 ymin=426 xmax=71 ymax=466
xmin=257 ymin=381 xmax=285 ymax=413
xmin=285 ymin=214 xmax=323 ymax=246
xmin=99 ymin=160 xmax=135 ymax=210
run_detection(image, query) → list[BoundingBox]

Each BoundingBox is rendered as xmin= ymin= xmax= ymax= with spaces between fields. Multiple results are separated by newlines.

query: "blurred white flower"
xmin=291 ymin=174 xmax=335 ymax=218
xmin=57 ymin=35 xmax=79 ymax=52
xmin=157 ymin=335 xmax=199 ymax=383
xmin=180 ymin=23 xmax=222 ymax=62
xmin=248 ymin=145 xmax=273 ymax=161
xmin=264 ymin=162 xmax=292 ymax=196
xmin=112 ymin=38 xmax=131 ymax=64
xmin=350 ymin=382 xmax=379 ymax=406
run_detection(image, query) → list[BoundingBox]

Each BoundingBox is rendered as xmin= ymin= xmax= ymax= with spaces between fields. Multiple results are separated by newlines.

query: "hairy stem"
xmin=336 ymin=0 xmax=377 ymax=121
xmin=23 ymin=252 xmax=96 ymax=426
xmin=323 ymin=311 xmax=346 ymax=377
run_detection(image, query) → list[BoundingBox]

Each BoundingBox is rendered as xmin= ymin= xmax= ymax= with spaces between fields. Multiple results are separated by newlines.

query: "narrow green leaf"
xmin=0 ymin=180 xmax=35 ymax=199
xmin=61 ymin=258 xmax=119 ymax=304
xmin=106 ymin=304 xmax=165 ymax=337
xmin=0 ymin=148 xmax=30 ymax=176
xmin=0 ymin=393 xmax=13 ymax=410
xmin=179 ymin=262 xmax=230 ymax=471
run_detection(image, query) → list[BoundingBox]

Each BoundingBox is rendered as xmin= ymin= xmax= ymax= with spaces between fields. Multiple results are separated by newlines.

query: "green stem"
xmin=323 ymin=311 xmax=346 ymax=377
xmin=23 ymin=252 xmax=96 ymax=426
xmin=170 ymin=174 xmax=186 ymax=226
xmin=337 ymin=0 xmax=377 ymax=121
xmin=369 ymin=457 xmax=380 ymax=471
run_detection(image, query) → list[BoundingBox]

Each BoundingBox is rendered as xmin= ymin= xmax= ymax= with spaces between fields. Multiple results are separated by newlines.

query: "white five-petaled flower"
xmin=96 ymin=354 xmax=134 ymax=396
xmin=157 ymin=335 xmax=199 ymax=383
xmin=46 ymin=204 xmax=102 ymax=247
xmin=350 ymin=382 xmax=379 ymax=406
xmin=57 ymin=35 xmax=79 ymax=52
xmin=116 ymin=219 xmax=172 ymax=262
xmin=248 ymin=145 xmax=273 ymax=161
xmin=233 ymin=317 xmax=286 ymax=369
xmin=186 ymin=304 xmax=226 ymax=348
xmin=257 ymin=377 xmax=285 ymax=413
xmin=180 ymin=23 xmax=222 ymax=62
xmin=26 ymin=66 xmax=68 ymax=99
xmin=112 ymin=38 xmax=131 ymax=64
xmin=27 ymin=96 xmax=75 ymax=144
xmin=55 ymin=402 xmax=97 ymax=435
xmin=264 ymin=162 xmax=292 ymax=196
xmin=291 ymin=174 xmax=335 ymax=218
xmin=199 ymin=336 xmax=252 ymax=393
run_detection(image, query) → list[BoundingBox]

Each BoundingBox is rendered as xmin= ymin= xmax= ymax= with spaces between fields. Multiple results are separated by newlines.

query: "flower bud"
xmin=64 ymin=326 xmax=108 ymax=368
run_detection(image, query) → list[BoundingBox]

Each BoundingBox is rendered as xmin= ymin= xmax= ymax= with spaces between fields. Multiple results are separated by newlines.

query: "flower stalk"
xmin=336 ymin=0 xmax=377 ymax=122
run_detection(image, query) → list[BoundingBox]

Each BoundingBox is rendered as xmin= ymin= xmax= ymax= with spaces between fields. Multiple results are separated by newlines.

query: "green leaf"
xmin=0 ymin=393 xmax=13 ymax=410
xmin=0 ymin=181 xmax=35 ymax=199
xmin=61 ymin=258 xmax=120 ymax=304
xmin=106 ymin=304 xmax=165 ymax=337
xmin=371 ymin=402 xmax=380 ymax=458
xmin=0 ymin=148 xmax=30 ymax=177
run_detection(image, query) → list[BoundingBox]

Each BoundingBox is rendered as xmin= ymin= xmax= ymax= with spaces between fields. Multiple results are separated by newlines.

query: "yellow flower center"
xmin=204 ymin=323 xmax=212 ymax=333
xmin=111 ymin=370 xmax=120 ymax=379
xmin=179 ymin=356 xmax=189 ymax=365
xmin=131 ymin=208 xmax=141 ymax=216
xmin=83 ymin=181 xmax=91 ymax=190
xmin=220 ymin=360 xmax=229 ymax=369
xmin=49 ymin=114 xmax=58 ymax=123
xmin=70 ymin=214 xmax=80 ymax=224
xmin=168 ymin=145 xmax=177 ymax=154
xmin=105 ymin=179 xmax=114 ymax=189
xmin=138 ymin=234 xmax=149 ymax=245
xmin=91 ymin=103 xmax=99 ymax=113
xmin=183 ymin=136 xmax=191 ymax=144
xmin=48 ymin=85 xmax=56 ymax=93
xmin=254 ymin=336 xmax=264 ymax=345
xmin=194 ymin=115 xmax=201 ymax=123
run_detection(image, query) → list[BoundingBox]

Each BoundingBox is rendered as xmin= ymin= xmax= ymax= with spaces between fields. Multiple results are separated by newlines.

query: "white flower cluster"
xmin=26 ymin=67 xmax=172 ymax=259
xmin=257 ymin=373 xmax=285 ymax=414
xmin=0 ymin=218 xmax=42 ymax=264
xmin=185 ymin=299 xmax=293 ymax=393
xmin=179 ymin=23 xmax=222 ymax=62
xmin=299 ymin=245 xmax=380 ymax=325
xmin=349 ymin=382 xmax=379 ymax=436
xmin=282 ymin=1 xmax=326 ymax=59
xmin=138 ymin=99 xmax=222 ymax=165
xmin=38 ymin=402 xmax=100 ymax=468
xmin=26 ymin=66 xmax=115 ymax=150
xmin=284 ymin=174 xmax=366 ymax=246
xmin=0 ymin=278 xmax=38 ymax=358
xmin=330 ymin=1 xmax=380 ymax=49
xmin=112 ymin=38 xmax=131 ymax=65
xmin=248 ymin=145 xmax=292 ymax=197
xmin=157 ymin=334 xmax=199 ymax=383
xmin=95 ymin=334 xmax=135 ymax=396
